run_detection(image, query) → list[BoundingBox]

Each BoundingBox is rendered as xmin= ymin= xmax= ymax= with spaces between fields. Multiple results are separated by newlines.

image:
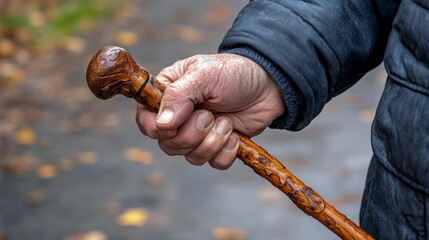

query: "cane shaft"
xmin=134 ymin=71 xmax=372 ymax=240
xmin=237 ymin=134 xmax=373 ymax=240
xmin=86 ymin=46 xmax=373 ymax=240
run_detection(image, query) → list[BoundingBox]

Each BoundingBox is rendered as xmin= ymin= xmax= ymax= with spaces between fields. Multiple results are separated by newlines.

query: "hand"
xmin=136 ymin=53 xmax=285 ymax=170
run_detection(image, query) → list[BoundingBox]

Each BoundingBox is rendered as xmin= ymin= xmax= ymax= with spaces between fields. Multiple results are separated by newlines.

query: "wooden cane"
xmin=86 ymin=45 xmax=374 ymax=240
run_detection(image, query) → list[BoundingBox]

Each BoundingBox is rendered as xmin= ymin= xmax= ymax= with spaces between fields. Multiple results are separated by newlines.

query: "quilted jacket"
xmin=219 ymin=0 xmax=429 ymax=194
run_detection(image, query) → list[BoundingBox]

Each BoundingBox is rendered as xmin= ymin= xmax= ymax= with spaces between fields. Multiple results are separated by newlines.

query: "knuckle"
xmin=158 ymin=141 xmax=177 ymax=156
xmin=159 ymin=139 xmax=190 ymax=156
xmin=209 ymin=160 xmax=230 ymax=170
xmin=185 ymin=155 xmax=205 ymax=166
xmin=158 ymin=129 xmax=177 ymax=139
xmin=186 ymin=147 xmax=217 ymax=164
xmin=205 ymin=133 xmax=226 ymax=151
xmin=210 ymin=151 xmax=235 ymax=170
xmin=136 ymin=122 xmax=148 ymax=136
xmin=145 ymin=128 xmax=160 ymax=139
xmin=164 ymin=137 xmax=193 ymax=151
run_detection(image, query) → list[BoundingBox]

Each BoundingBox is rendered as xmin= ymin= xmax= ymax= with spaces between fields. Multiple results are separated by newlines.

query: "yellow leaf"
xmin=15 ymin=127 xmax=36 ymax=145
xmin=115 ymin=31 xmax=138 ymax=46
xmin=16 ymin=29 xmax=32 ymax=43
xmin=147 ymin=173 xmax=165 ymax=187
xmin=98 ymin=113 xmax=120 ymax=128
xmin=15 ymin=48 xmax=31 ymax=65
xmin=116 ymin=208 xmax=148 ymax=227
xmin=171 ymin=25 xmax=205 ymax=43
xmin=103 ymin=202 xmax=120 ymax=215
xmin=25 ymin=191 xmax=46 ymax=205
xmin=124 ymin=148 xmax=153 ymax=165
xmin=0 ymin=38 xmax=16 ymax=57
xmin=64 ymin=230 xmax=108 ymax=240
xmin=212 ymin=227 xmax=247 ymax=240
xmin=360 ymin=109 xmax=376 ymax=123
xmin=376 ymin=69 xmax=388 ymax=85
xmin=204 ymin=4 xmax=232 ymax=25
xmin=258 ymin=187 xmax=282 ymax=203
xmin=61 ymin=36 xmax=86 ymax=54
xmin=2 ymin=155 xmax=39 ymax=175
xmin=59 ymin=158 xmax=74 ymax=171
xmin=78 ymin=152 xmax=98 ymax=165
xmin=28 ymin=11 xmax=46 ymax=27
xmin=81 ymin=231 xmax=108 ymax=240
xmin=37 ymin=164 xmax=57 ymax=179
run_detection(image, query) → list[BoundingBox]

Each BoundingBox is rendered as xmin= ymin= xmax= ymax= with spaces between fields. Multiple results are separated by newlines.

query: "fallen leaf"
xmin=332 ymin=192 xmax=362 ymax=206
xmin=2 ymin=155 xmax=39 ymax=175
xmin=116 ymin=208 xmax=148 ymax=227
xmin=98 ymin=113 xmax=120 ymax=128
xmin=147 ymin=210 xmax=172 ymax=230
xmin=359 ymin=109 xmax=376 ymax=123
xmin=282 ymin=157 xmax=310 ymax=168
xmin=25 ymin=191 xmax=46 ymax=205
xmin=60 ymin=87 xmax=93 ymax=108
xmin=37 ymin=164 xmax=57 ymax=179
xmin=376 ymin=69 xmax=388 ymax=85
xmin=204 ymin=4 xmax=232 ymax=25
xmin=61 ymin=36 xmax=86 ymax=54
xmin=78 ymin=152 xmax=98 ymax=165
xmin=15 ymin=29 xmax=32 ymax=43
xmin=77 ymin=113 xmax=95 ymax=129
xmin=258 ymin=187 xmax=282 ymax=203
xmin=115 ymin=3 xmax=139 ymax=22
xmin=4 ymin=109 xmax=25 ymax=127
xmin=103 ymin=202 xmax=120 ymax=215
xmin=28 ymin=10 xmax=46 ymax=27
xmin=0 ymin=62 xmax=24 ymax=87
xmin=147 ymin=173 xmax=165 ymax=187
xmin=15 ymin=127 xmax=36 ymax=145
xmin=169 ymin=25 xmax=205 ymax=43
xmin=344 ymin=94 xmax=363 ymax=106
xmin=0 ymin=229 xmax=4 ymax=240
xmin=212 ymin=227 xmax=247 ymax=240
xmin=65 ymin=230 xmax=108 ymax=240
xmin=0 ymin=38 xmax=16 ymax=57
xmin=15 ymin=48 xmax=31 ymax=65
xmin=81 ymin=231 xmax=108 ymax=240
xmin=115 ymin=31 xmax=138 ymax=46
xmin=59 ymin=158 xmax=74 ymax=171
xmin=124 ymin=148 xmax=153 ymax=165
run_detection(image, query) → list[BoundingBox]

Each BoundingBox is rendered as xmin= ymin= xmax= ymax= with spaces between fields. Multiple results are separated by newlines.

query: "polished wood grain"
xmin=86 ymin=45 xmax=374 ymax=240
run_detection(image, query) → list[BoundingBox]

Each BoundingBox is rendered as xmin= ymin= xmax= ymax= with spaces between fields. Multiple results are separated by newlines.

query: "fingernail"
xmin=156 ymin=108 xmax=174 ymax=124
xmin=225 ymin=136 xmax=238 ymax=150
xmin=195 ymin=112 xmax=213 ymax=129
xmin=215 ymin=119 xmax=231 ymax=135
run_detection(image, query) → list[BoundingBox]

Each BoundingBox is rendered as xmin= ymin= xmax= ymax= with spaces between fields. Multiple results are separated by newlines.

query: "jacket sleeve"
xmin=219 ymin=0 xmax=399 ymax=131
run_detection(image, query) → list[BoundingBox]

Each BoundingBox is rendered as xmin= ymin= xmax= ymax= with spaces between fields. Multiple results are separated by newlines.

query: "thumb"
xmin=155 ymin=74 xmax=200 ymax=130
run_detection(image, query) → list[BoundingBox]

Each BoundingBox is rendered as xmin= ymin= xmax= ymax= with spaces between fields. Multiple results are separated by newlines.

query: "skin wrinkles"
xmin=136 ymin=53 xmax=285 ymax=170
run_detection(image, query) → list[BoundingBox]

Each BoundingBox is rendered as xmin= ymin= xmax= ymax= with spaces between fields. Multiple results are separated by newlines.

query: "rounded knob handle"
xmin=86 ymin=45 xmax=165 ymax=111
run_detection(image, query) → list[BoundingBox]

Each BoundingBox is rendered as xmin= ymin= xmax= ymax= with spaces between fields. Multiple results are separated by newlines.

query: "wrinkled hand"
xmin=136 ymin=53 xmax=285 ymax=170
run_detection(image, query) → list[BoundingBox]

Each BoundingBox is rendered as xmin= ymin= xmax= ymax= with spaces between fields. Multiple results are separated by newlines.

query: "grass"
xmin=0 ymin=0 xmax=120 ymax=50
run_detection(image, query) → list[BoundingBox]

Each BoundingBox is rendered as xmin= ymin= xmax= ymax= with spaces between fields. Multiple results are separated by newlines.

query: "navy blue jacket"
xmin=219 ymin=0 xmax=429 ymax=192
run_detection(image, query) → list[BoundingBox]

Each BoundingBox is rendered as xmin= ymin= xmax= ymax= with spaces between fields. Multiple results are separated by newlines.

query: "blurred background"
xmin=0 ymin=0 xmax=387 ymax=239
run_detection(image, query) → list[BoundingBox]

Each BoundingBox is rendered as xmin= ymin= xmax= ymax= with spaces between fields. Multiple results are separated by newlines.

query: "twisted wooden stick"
xmin=86 ymin=45 xmax=373 ymax=240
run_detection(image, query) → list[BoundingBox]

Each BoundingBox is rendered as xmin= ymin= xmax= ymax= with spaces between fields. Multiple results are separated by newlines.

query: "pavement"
xmin=0 ymin=0 xmax=387 ymax=239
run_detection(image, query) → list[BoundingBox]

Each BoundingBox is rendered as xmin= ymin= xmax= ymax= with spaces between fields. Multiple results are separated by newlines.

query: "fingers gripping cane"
xmin=86 ymin=46 xmax=374 ymax=240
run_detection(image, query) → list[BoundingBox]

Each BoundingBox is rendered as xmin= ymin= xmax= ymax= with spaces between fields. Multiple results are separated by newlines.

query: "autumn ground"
xmin=0 ymin=0 xmax=387 ymax=239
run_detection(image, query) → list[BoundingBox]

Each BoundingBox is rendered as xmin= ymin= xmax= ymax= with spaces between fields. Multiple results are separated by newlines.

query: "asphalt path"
xmin=0 ymin=0 xmax=386 ymax=239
